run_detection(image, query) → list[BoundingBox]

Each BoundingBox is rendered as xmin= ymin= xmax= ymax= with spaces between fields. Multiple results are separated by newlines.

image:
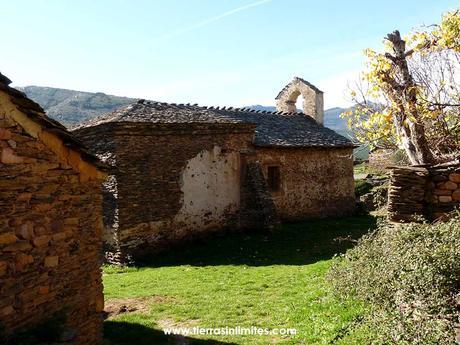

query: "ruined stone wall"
xmin=388 ymin=164 xmax=460 ymax=222
xmin=75 ymin=123 xmax=255 ymax=261
xmin=255 ymin=147 xmax=355 ymax=220
xmin=0 ymin=115 xmax=103 ymax=344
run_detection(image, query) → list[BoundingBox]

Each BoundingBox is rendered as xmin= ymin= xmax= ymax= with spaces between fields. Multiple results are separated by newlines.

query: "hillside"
xmin=18 ymin=86 xmax=136 ymax=126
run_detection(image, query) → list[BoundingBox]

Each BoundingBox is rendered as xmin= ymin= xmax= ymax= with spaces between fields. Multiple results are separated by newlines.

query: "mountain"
xmin=18 ymin=86 xmax=136 ymax=126
xmin=247 ymin=105 xmax=277 ymax=112
xmin=323 ymin=107 xmax=352 ymax=138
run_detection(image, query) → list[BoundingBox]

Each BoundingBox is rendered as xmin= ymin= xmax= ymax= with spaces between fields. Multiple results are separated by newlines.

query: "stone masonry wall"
xmin=69 ymin=129 xmax=121 ymax=262
xmin=388 ymin=164 xmax=460 ymax=222
xmin=0 ymin=115 xmax=104 ymax=343
xmin=239 ymin=159 xmax=280 ymax=230
xmin=255 ymin=147 xmax=355 ymax=220
xmin=75 ymin=123 xmax=255 ymax=262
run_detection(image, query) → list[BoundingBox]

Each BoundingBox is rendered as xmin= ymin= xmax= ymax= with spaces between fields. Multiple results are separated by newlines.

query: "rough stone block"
xmin=1 ymin=306 xmax=14 ymax=316
xmin=95 ymin=295 xmax=104 ymax=312
xmin=50 ymin=220 xmax=64 ymax=231
xmin=0 ymin=232 xmax=18 ymax=245
xmin=449 ymin=173 xmax=460 ymax=183
xmin=439 ymin=181 xmax=458 ymax=190
xmin=64 ymin=218 xmax=79 ymax=226
xmin=439 ymin=195 xmax=453 ymax=203
xmin=17 ymin=192 xmax=32 ymax=202
xmin=4 ymin=241 xmax=32 ymax=252
xmin=44 ymin=255 xmax=59 ymax=267
xmin=52 ymin=232 xmax=67 ymax=242
xmin=38 ymin=285 xmax=50 ymax=295
xmin=1 ymin=147 xmax=24 ymax=163
xmin=452 ymin=189 xmax=460 ymax=201
xmin=433 ymin=189 xmax=453 ymax=196
xmin=16 ymin=221 xmax=34 ymax=240
xmin=15 ymin=254 xmax=34 ymax=269
xmin=34 ymin=225 xmax=48 ymax=236
xmin=33 ymin=235 xmax=51 ymax=247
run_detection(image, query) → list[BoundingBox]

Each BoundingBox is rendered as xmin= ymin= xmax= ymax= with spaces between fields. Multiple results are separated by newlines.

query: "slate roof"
xmin=0 ymin=72 xmax=107 ymax=171
xmin=75 ymin=100 xmax=354 ymax=148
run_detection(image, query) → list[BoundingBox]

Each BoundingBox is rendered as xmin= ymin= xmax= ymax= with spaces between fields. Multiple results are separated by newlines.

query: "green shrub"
xmin=355 ymin=180 xmax=373 ymax=197
xmin=329 ymin=215 xmax=460 ymax=344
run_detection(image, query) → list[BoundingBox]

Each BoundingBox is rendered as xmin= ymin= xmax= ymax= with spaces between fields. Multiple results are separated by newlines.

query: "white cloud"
xmin=155 ymin=0 xmax=272 ymax=42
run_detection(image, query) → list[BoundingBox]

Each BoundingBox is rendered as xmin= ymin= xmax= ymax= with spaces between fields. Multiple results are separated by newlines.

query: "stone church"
xmin=73 ymin=77 xmax=355 ymax=263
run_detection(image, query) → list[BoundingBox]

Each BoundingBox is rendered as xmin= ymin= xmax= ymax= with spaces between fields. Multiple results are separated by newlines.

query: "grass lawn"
xmin=103 ymin=216 xmax=377 ymax=345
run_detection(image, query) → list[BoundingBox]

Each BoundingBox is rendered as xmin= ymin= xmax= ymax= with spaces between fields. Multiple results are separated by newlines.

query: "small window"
xmin=267 ymin=166 xmax=281 ymax=192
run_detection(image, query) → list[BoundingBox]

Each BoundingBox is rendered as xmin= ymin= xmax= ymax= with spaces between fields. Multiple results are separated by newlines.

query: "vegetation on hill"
xmin=19 ymin=86 xmax=135 ymax=126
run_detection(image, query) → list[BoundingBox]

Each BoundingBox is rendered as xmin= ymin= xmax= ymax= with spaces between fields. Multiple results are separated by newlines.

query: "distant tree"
xmin=343 ymin=10 xmax=460 ymax=165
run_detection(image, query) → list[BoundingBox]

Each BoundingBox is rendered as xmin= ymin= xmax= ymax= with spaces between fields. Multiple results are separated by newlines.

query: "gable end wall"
xmin=0 ymin=105 xmax=104 ymax=344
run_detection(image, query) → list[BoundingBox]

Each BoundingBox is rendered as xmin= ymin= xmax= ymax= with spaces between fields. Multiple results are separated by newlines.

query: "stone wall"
xmin=239 ymin=159 xmax=280 ymax=230
xmin=388 ymin=164 xmax=460 ymax=222
xmin=0 ymin=114 xmax=104 ymax=343
xmin=255 ymin=147 xmax=355 ymax=220
xmin=75 ymin=123 xmax=256 ymax=262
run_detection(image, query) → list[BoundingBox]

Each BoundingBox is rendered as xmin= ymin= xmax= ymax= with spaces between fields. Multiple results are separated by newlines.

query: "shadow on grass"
xmin=137 ymin=215 xmax=378 ymax=267
xmin=104 ymin=320 xmax=238 ymax=345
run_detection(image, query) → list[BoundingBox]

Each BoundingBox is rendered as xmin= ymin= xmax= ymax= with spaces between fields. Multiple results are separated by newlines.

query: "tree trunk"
xmin=385 ymin=31 xmax=435 ymax=165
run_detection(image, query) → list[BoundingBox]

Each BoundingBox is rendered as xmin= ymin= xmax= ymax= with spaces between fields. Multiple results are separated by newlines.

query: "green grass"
xmin=103 ymin=216 xmax=377 ymax=345
xmin=353 ymin=162 xmax=388 ymax=178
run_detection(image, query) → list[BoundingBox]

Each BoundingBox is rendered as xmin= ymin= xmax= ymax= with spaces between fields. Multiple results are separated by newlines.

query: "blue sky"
xmin=2 ymin=0 xmax=459 ymax=108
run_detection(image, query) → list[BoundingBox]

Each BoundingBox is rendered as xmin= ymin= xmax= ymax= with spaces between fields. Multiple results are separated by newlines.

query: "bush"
xmin=355 ymin=180 xmax=373 ymax=197
xmin=329 ymin=215 xmax=460 ymax=344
